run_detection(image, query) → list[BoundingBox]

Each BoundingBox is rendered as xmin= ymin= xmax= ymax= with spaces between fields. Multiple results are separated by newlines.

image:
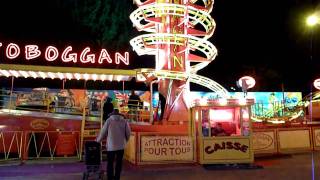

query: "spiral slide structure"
xmin=130 ymin=0 xmax=229 ymax=98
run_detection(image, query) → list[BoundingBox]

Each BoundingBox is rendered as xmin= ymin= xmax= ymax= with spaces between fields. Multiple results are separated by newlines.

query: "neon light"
xmin=74 ymin=73 xmax=81 ymax=80
xmin=92 ymin=74 xmax=98 ymax=81
xmin=100 ymin=74 xmax=107 ymax=81
xmin=66 ymin=73 xmax=73 ymax=80
xmin=0 ymin=43 xmax=130 ymax=66
xmin=83 ymin=73 xmax=89 ymax=80
xmin=80 ymin=47 xmax=95 ymax=63
xmin=9 ymin=70 xmax=19 ymax=77
xmin=130 ymin=1 xmax=230 ymax=99
xmin=238 ymin=76 xmax=255 ymax=89
xmin=219 ymin=98 xmax=227 ymax=106
xmin=98 ymin=49 xmax=112 ymax=64
xmin=0 ymin=70 xmax=10 ymax=77
xmin=6 ymin=43 xmax=20 ymax=59
xmin=48 ymin=72 xmax=56 ymax=79
xmin=19 ymin=71 xmax=29 ymax=78
xmin=29 ymin=71 xmax=38 ymax=78
xmin=116 ymin=75 xmax=122 ymax=82
xmin=314 ymin=79 xmax=320 ymax=90
xmin=45 ymin=46 xmax=59 ymax=61
xmin=115 ymin=52 xmax=129 ymax=65
xmin=57 ymin=72 xmax=64 ymax=80
xmin=108 ymin=75 xmax=114 ymax=81
xmin=173 ymin=55 xmax=183 ymax=68
xmin=25 ymin=45 xmax=41 ymax=60
xmin=61 ymin=46 xmax=77 ymax=63
xmin=38 ymin=72 xmax=47 ymax=79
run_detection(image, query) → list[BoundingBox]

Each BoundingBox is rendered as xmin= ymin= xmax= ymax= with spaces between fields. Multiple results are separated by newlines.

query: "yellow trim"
xmin=0 ymin=64 xmax=137 ymax=76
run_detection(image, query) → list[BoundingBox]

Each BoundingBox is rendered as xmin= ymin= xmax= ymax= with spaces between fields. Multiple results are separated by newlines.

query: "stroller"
xmin=83 ymin=141 xmax=104 ymax=180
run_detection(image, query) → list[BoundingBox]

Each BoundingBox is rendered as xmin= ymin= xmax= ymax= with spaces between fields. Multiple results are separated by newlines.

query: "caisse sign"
xmin=141 ymin=136 xmax=193 ymax=162
xmin=203 ymin=138 xmax=252 ymax=160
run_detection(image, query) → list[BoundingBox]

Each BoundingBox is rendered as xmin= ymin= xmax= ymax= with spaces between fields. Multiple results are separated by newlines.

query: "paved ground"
xmin=0 ymin=152 xmax=319 ymax=180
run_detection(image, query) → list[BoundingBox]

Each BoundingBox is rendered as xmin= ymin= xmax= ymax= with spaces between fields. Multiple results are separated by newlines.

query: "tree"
xmin=69 ymin=0 xmax=134 ymax=50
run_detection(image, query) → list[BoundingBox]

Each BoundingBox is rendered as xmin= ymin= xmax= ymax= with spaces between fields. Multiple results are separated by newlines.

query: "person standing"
xmin=158 ymin=92 xmax=166 ymax=121
xmin=127 ymin=90 xmax=141 ymax=121
xmin=103 ymin=97 xmax=114 ymax=122
xmin=96 ymin=109 xmax=131 ymax=180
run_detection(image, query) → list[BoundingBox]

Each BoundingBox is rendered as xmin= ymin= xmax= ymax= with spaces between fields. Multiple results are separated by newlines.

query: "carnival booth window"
xmin=201 ymin=107 xmax=242 ymax=137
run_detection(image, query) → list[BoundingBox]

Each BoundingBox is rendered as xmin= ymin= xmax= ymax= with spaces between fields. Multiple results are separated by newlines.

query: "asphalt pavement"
xmin=0 ymin=152 xmax=319 ymax=180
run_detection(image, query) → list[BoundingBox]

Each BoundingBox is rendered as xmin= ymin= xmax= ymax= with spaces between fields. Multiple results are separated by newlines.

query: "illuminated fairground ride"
xmin=130 ymin=0 xmax=229 ymax=122
xmin=251 ymin=92 xmax=320 ymax=124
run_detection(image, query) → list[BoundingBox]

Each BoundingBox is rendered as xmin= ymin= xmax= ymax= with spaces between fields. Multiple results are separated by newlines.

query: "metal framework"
xmin=130 ymin=0 xmax=229 ymax=98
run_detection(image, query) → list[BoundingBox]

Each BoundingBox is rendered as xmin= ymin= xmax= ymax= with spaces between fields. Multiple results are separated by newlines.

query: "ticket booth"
xmin=191 ymin=98 xmax=255 ymax=164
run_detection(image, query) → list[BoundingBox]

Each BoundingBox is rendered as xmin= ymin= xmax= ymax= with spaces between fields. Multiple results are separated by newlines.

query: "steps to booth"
xmin=80 ymin=118 xmax=105 ymax=161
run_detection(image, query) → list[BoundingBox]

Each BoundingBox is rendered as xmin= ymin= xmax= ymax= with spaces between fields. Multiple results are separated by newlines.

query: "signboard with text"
xmin=253 ymin=130 xmax=277 ymax=153
xmin=201 ymin=137 xmax=253 ymax=163
xmin=0 ymin=42 xmax=130 ymax=68
xmin=313 ymin=128 xmax=320 ymax=150
xmin=278 ymin=128 xmax=312 ymax=152
xmin=140 ymin=135 xmax=194 ymax=162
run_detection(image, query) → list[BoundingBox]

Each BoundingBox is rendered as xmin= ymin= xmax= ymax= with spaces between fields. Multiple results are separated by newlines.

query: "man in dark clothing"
xmin=127 ymin=90 xmax=141 ymax=121
xmin=158 ymin=92 xmax=166 ymax=121
xmin=103 ymin=97 xmax=114 ymax=122
xmin=211 ymin=123 xmax=229 ymax=136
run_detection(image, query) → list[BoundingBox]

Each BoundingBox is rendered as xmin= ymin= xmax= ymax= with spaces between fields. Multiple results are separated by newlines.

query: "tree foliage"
xmin=70 ymin=0 xmax=134 ymax=50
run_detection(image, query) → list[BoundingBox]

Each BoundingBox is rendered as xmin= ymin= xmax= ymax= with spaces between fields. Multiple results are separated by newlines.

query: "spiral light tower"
xmin=130 ymin=0 xmax=229 ymax=122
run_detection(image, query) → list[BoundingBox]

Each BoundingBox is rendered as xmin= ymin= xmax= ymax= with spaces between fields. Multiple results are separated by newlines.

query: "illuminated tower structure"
xmin=130 ymin=0 xmax=229 ymax=123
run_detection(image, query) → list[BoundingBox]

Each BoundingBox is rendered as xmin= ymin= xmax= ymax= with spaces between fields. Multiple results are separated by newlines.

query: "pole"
xmin=9 ymin=76 xmax=14 ymax=110
xmin=150 ymin=80 xmax=158 ymax=124
xmin=122 ymin=81 xmax=125 ymax=95
xmin=281 ymin=83 xmax=285 ymax=116
xmin=62 ymin=79 xmax=66 ymax=90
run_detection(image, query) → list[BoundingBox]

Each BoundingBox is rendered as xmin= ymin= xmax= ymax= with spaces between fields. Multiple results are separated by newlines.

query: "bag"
xmin=85 ymin=141 xmax=101 ymax=165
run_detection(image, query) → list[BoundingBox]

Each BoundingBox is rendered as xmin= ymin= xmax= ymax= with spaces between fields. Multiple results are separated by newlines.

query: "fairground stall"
xmin=191 ymin=99 xmax=255 ymax=164
xmin=0 ymin=41 xmax=137 ymax=161
xmin=251 ymin=90 xmax=320 ymax=156
xmin=0 ymin=0 xmax=258 ymax=166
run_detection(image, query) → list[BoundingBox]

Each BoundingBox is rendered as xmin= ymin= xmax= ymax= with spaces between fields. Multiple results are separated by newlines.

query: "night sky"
xmin=0 ymin=0 xmax=320 ymax=95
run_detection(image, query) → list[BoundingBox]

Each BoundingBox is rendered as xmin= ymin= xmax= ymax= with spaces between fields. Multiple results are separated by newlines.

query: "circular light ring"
xmin=314 ymin=78 xmax=320 ymax=90
xmin=238 ymin=76 xmax=256 ymax=89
